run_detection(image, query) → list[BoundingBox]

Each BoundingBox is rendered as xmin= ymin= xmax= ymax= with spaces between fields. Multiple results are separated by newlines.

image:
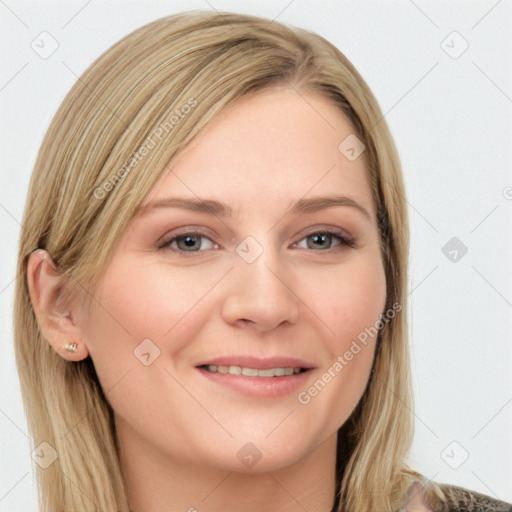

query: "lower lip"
xmin=197 ymin=367 xmax=313 ymax=398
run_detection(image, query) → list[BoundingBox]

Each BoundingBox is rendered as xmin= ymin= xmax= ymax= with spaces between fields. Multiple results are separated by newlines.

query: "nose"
xmin=221 ymin=252 xmax=300 ymax=333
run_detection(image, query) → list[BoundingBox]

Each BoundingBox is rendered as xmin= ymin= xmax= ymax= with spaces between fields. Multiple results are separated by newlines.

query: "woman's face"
xmin=76 ymin=87 xmax=387 ymax=473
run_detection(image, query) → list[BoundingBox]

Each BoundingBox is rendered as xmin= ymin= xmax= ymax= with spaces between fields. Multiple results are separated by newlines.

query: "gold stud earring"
xmin=64 ymin=343 xmax=77 ymax=353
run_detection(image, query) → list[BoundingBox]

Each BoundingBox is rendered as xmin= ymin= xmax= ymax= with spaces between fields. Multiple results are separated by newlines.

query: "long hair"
xmin=13 ymin=10 xmax=448 ymax=511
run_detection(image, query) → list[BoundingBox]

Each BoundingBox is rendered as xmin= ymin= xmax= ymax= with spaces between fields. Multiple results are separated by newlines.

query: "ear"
xmin=26 ymin=249 xmax=89 ymax=361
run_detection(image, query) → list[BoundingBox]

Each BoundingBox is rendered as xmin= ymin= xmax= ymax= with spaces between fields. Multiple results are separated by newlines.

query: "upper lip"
xmin=196 ymin=355 xmax=316 ymax=370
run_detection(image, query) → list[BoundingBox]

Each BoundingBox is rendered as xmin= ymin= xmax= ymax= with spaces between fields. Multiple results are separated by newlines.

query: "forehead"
xmin=141 ymin=87 xmax=374 ymax=219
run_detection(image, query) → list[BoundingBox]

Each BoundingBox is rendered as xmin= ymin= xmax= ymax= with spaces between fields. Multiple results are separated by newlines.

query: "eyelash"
xmin=156 ymin=228 xmax=356 ymax=254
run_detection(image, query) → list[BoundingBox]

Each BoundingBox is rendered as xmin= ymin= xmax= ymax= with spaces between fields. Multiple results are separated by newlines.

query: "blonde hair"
xmin=14 ymin=10 xmax=448 ymax=511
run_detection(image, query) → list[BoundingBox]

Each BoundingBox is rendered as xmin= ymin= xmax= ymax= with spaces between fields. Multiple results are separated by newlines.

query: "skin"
xmin=28 ymin=86 xmax=387 ymax=512
xmin=402 ymin=482 xmax=435 ymax=512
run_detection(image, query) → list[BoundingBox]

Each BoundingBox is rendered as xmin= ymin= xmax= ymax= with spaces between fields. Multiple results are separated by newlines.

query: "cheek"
xmin=294 ymin=255 xmax=386 ymax=425
xmin=305 ymin=254 xmax=387 ymax=350
xmin=80 ymin=260 xmax=219 ymax=386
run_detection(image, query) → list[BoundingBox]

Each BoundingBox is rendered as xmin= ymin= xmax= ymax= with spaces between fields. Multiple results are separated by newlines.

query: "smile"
xmin=196 ymin=363 xmax=312 ymax=398
xmin=199 ymin=364 xmax=305 ymax=377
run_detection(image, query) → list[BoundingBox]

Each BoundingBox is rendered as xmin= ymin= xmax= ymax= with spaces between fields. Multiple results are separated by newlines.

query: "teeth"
xmin=205 ymin=365 xmax=303 ymax=377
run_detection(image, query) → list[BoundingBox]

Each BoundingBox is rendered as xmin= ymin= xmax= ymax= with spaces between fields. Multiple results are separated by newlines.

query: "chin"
xmin=201 ymin=433 xmax=319 ymax=475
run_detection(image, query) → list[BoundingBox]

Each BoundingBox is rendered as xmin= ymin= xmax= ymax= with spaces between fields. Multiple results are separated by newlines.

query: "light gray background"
xmin=1 ymin=1 xmax=511 ymax=510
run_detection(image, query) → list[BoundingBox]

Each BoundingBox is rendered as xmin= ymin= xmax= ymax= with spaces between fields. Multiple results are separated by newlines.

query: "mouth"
xmin=195 ymin=356 xmax=315 ymax=398
xmin=197 ymin=364 xmax=308 ymax=378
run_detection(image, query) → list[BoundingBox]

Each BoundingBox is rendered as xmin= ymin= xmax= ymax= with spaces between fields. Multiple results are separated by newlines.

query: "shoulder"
xmin=436 ymin=482 xmax=512 ymax=512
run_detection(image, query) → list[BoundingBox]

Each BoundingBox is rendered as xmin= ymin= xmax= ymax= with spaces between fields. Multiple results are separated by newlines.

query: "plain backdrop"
xmin=1 ymin=1 xmax=511 ymax=510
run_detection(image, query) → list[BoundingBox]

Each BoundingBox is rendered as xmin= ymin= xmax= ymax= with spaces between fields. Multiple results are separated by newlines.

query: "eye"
xmin=158 ymin=231 xmax=219 ymax=252
xmin=294 ymin=230 xmax=355 ymax=251
xmin=157 ymin=228 xmax=355 ymax=254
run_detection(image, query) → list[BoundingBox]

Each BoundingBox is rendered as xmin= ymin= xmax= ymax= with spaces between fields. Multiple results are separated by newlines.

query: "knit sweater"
xmin=438 ymin=483 xmax=512 ymax=512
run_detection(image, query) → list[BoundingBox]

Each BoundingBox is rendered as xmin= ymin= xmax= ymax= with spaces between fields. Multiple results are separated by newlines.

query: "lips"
xmin=200 ymin=365 xmax=304 ymax=377
xmin=195 ymin=355 xmax=316 ymax=398
xmin=195 ymin=355 xmax=316 ymax=371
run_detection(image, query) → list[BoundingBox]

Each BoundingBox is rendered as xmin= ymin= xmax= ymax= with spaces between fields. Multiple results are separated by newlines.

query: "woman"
xmin=13 ymin=10 xmax=511 ymax=512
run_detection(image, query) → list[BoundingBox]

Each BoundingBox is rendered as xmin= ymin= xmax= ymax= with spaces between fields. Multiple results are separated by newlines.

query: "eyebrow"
xmin=138 ymin=195 xmax=372 ymax=221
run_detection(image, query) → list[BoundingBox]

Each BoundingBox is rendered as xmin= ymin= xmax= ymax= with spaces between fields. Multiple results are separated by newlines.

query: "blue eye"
xmin=158 ymin=232 xmax=218 ymax=252
xmin=157 ymin=228 xmax=355 ymax=254
xmin=295 ymin=230 xmax=355 ymax=250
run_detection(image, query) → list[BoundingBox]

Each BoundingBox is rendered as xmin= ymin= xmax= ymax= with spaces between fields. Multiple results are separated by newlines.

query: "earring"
xmin=64 ymin=343 xmax=77 ymax=353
